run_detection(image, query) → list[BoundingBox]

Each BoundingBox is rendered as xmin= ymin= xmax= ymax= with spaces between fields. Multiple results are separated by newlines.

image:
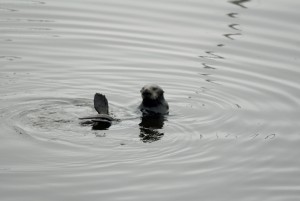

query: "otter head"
xmin=140 ymin=84 xmax=165 ymax=102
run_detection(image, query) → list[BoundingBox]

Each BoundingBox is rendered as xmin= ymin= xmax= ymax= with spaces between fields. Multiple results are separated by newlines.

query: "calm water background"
xmin=1 ymin=0 xmax=300 ymax=200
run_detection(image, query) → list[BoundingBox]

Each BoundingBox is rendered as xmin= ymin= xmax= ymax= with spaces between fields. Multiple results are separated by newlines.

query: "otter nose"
xmin=142 ymin=89 xmax=151 ymax=96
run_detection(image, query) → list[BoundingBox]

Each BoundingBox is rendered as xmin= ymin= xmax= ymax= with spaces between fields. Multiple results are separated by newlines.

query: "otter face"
xmin=140 ymin=84 xmax=164 ymax=100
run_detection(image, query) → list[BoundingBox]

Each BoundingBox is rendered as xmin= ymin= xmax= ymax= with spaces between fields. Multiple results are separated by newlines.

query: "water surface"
xmin=1 ymin=0 xmax=300 ymax=200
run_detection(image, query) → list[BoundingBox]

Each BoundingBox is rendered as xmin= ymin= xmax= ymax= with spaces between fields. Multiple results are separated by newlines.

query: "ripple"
xmin=0 ymin=96 xmax=136 ymax=146
xmin=1 ymin=0 xmax=300 ymax=200
xmin=1 ymin=0 xmax=299 ymax=143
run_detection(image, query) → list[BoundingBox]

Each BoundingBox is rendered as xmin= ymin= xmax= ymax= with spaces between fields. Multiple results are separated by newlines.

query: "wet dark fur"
xmin=139 ymin=84 xmax=169 ymax=115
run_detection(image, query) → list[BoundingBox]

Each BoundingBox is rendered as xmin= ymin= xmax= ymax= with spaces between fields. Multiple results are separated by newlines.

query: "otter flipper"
xmin=94 ymin=93 xmax=109 ymax=114
xmin=79 ymin=114 xmax=114 ymax=121
xmin=79 ymin=93 xmax=114 ymax=130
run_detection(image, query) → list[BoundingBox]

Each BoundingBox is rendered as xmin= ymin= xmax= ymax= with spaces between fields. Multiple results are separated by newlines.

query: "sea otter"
xmin=79 ymin=84 xmax=168 ymax=130
xmin=138 ymin=84 xmax=169 ymax=115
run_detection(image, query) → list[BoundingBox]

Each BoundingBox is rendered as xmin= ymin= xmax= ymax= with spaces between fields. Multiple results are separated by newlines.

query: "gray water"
xmin=1 ymin=0 xmax=300 ymax=200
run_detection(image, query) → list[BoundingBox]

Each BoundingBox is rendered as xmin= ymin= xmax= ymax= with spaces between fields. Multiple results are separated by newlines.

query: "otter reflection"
xmin=139 ymin=115 xmax=166 ymax=143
